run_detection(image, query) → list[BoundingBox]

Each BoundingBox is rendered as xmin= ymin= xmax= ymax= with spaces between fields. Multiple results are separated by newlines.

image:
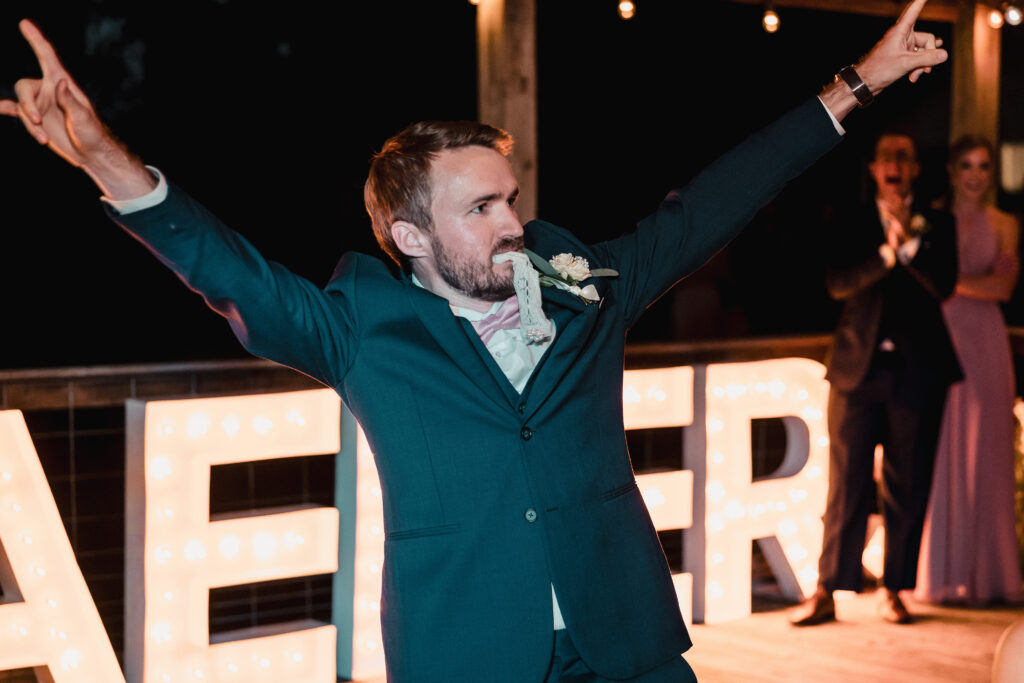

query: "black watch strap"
xmin=836 ymin=65 xmax=874 ymax=108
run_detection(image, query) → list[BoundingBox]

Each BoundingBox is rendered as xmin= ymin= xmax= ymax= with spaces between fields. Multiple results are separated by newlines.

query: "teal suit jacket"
xmin=111 ymin=98 xmax=840 ymax=682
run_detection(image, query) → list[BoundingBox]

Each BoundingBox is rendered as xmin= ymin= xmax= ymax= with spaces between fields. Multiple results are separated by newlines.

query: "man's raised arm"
xmin=0 ymin=19 xmax=155 ymax=200
xmin=1 ymin=19 xmax=359 ymax=389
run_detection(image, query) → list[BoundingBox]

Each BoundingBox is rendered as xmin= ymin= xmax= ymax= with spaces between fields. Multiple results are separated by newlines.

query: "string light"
xmin=1006 ymin=3 xmax=1023 ymax=25
xmin=618 ymin=0 xmax=636 ymax=20
xmin=989 ymin=8 xmax=1005 ymax=28
xmin=763 ymin=8 xmax=780 ymax=33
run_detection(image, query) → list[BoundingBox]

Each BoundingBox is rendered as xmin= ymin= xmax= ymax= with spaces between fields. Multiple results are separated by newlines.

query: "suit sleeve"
xmin=588 ymin=97 xmax=843 ymax=328
xmin=107 ymin=182 xmax=358 ymax=387
xmin=824 ymin=217 xmax=890 ymax=300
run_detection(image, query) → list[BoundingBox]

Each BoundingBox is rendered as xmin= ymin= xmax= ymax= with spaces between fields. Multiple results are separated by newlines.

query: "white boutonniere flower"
xmin=550 ymin=253 xmax=592 ymax=282
xmin=522 ymin=248 xmax=619 ymax=305
xmin=908 ymin=213 xmax=932 ymax=237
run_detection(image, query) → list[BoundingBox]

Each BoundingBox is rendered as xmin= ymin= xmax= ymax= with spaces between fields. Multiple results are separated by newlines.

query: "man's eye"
xmin=471 ymin=204 xmax=486 ymax=214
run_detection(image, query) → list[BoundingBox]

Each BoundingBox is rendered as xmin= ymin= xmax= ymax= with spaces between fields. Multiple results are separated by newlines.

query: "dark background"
xmin=1 ymin=0 xmax=1021 ymax=369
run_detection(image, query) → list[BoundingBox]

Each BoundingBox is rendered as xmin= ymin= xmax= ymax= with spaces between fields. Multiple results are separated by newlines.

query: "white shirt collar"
xmin=409 ymin=273 xmax=503 ymax=321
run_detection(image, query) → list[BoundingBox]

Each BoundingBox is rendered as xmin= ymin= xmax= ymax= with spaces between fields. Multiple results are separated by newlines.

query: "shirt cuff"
xmin=897 ymin=235 xmax=921 ymax=264
xmin=101 ymin=166 xmax=168 ymax=214
xmin=816 ymin=96 xmax=846 ymax=137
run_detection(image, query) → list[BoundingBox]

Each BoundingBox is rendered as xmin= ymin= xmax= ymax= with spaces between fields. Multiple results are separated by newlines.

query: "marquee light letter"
xmin=125 ymin=390 xmax=341 ymax=683
xmin=623 ymin=367 xmax=695 ymax=624
xmin=701 ymin=358 xmax=830 ymax=623
xmin=0 ymin=410 xmax=126 ymax=682
xmin=332 ymin=410 xmax=386 ymax=680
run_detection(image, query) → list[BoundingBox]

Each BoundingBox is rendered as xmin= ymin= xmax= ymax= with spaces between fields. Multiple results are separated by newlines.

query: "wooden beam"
xmin=477 ymin=0 xmax=539 ymax=222
xmin=725 ymin=0 xmax=960 ymax=23
xmin=950 ymin=2 xmax=1001 ymax=146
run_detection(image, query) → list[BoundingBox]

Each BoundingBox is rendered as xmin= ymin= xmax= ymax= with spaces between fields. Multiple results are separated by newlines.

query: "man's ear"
xmin=391 ymin=221 xmax=430 ymax=259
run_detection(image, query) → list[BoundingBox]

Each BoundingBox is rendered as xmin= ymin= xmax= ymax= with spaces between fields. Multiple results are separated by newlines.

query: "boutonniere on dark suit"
xmin=907 ymin=213 xmax=933 ymax=237
xmin=523 ymin=248 xmax=618 ymax=305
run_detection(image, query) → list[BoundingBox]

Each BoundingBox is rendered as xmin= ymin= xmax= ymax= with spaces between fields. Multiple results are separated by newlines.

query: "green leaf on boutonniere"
xmin=589 ymin=268 xmax=619 ymax=278
xmin=524 ymin=248 xmax=558 ymax=276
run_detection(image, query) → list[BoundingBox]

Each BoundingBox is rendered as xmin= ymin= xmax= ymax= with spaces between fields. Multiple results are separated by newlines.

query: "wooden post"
xmin=951 ymin=2 xmax=1001 ymax=146
xmin=477 ymin=0 xmax=539 ymax=222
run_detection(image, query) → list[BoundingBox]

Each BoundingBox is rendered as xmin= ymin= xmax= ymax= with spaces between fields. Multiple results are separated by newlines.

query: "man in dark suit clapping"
xmin=791 ymin=132 xmax=961 ymax=627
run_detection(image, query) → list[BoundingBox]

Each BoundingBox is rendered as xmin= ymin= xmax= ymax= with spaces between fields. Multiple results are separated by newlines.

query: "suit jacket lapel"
xmin=405 ymin=283 xmax=519 ymax=414
xmin=521 ymin=283 xmax=603 ymax=416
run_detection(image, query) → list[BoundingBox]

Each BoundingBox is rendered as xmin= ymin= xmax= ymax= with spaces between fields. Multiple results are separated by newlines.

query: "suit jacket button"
xmin=521 ymin=426 xmax=533 ymax=440
xmin=517 ymin=402 xmax=526 ymax=414
xmin=524 ymin=508 xmax=538 ymax=523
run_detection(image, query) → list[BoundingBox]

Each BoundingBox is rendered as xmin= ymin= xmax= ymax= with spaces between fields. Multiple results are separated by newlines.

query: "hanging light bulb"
xmin=1005 ymin=3 xmax=1023 ymax=25
xmin=763 ymin=8 xmax=780 ymax=33
xmin=989 ymin=7 xmax=1005 ymax=28
xmin=618 ymin=0 xmax=636 ymax=20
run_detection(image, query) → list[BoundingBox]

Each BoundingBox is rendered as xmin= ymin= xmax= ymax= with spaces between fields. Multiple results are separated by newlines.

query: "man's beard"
xmin=433 ymin=236 xmax=523 ymax=302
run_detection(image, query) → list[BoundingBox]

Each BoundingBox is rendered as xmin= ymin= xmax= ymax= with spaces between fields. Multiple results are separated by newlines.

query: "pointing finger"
xmin=896 ymin=0 xmax=929 ymax=31
xmin=19 ymin=19 xmax=67 ymax=78
xmin=0 ymin=100 xmax=18 ymax=117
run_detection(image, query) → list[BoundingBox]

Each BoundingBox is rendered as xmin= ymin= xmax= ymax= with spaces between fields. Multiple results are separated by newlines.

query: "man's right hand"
xmin=0 ymin=19 xmax=155 ymax=200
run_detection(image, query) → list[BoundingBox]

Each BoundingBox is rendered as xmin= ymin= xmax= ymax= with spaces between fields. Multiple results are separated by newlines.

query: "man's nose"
xmin=501 ymin=203 xmax=523 ymax=236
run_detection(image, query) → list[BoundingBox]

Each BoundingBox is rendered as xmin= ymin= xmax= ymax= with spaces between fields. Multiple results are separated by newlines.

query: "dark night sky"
xmin=0 ymin=1 xmax=1019 ymax=369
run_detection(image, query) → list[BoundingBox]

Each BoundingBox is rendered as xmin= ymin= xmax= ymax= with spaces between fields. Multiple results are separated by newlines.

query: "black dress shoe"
xmin=789 ymin=589 xmax=836 ymax=626
xmin=878 ymin=589 xmax=912 ymax=624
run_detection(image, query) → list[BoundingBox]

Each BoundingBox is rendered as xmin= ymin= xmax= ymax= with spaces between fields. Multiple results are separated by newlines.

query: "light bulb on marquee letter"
xmin=0 ymin=411 xmax=126 ymax=682
xmin=125 ymin=391 xmax=342 ymax=683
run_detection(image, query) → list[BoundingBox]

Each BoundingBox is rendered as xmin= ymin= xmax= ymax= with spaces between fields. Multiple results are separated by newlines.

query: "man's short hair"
xmin=873 ymin=130 xmax=918 ymax=161
xmin=364 ymin=121 xmax=514 ymax=269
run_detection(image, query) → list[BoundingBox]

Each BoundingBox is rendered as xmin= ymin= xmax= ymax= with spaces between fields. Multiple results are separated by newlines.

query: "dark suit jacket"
xmin=110 ymin=98 xmax=840 ymax=682
xmin=824 ymin=202 xmax=961 ymax=391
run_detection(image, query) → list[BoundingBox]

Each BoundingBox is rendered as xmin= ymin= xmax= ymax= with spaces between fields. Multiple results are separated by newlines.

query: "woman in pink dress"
xmin=915 ymin=136 xmax=1023 ymax=604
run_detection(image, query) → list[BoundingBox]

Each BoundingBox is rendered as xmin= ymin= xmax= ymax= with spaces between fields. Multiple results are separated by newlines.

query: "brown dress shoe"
xmin=878 ymin=589 xmax=912 ymax=624
xmin=789 ymin=589 xmax=836 ymax=626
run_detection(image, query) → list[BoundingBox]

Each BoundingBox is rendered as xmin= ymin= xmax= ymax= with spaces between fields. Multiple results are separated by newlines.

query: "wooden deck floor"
xmin=685 ymin=590 xmax=1024 ymax=683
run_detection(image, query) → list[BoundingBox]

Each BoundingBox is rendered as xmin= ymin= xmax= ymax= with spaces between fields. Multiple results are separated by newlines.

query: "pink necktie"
xmin=471 ymin=296 xmax=520 ymax=344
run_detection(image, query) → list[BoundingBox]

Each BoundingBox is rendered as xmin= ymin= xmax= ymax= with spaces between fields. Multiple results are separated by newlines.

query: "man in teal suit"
xmin=2 ymin=3 xmax=946 ymax=680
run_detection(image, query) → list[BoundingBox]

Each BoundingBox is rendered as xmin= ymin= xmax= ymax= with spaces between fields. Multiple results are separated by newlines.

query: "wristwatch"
xmin=836 ymin=65 xmax=874 ymax=108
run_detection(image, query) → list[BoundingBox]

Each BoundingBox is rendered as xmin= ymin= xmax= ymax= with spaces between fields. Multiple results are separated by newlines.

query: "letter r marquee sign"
xmin=0 ymin=358 xmax=835 ymax=681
